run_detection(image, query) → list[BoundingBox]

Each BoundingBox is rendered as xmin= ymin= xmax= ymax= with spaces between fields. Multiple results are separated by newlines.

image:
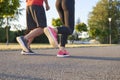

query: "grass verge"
xmin=0 ymin=43 xmax=115 ymax=51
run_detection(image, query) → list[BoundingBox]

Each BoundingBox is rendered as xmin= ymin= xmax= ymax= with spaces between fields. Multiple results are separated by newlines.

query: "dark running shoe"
xmin=16 ymin=36 xmax=29 ymax=52
xmin=21 ymin=49 xmax=35 ymax=55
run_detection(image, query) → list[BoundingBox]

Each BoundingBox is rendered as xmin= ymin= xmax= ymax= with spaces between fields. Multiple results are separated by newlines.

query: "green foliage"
xmin=0 ymin=0 xmax=20 ymax=17
xmin=88 ymin=0 xmax=120 ymax=43
xmin=68 ymin=35 xmax=75 ymax=40
xmin=0 ymin=0 xmax=22 ymax=32
xmin=52 ymin=18 xmax=62 ymax=27
xmin=0 ymin=28 xmax=6 ymax=42
xmin=75 ymin=23 xmax=88 ymax=32
xmin=89 ymin=27 xmax=101 ymax=39
xmin=33 ymin=34 xmax=49 ymax=43
xmin=0 ymin=17 xmax=4 ymax=27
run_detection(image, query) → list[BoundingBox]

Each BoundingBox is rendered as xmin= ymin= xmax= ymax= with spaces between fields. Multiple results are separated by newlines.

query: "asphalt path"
xmin=0 ymin=45 xmax=120 ymax=80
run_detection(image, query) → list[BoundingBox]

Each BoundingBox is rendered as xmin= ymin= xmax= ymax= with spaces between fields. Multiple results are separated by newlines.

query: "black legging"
xmin=56 ymin=0 xmax=75 ymax=47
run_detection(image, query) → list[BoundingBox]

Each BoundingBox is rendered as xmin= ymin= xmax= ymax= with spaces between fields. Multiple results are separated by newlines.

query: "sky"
xmin=16 ymin=0 xmax=99 ymax=30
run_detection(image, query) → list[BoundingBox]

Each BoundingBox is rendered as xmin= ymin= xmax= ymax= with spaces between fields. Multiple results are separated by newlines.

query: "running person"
xmin=16 ymin=0 xmax=50 ymax=55
xmin=44 ymin=0 xmax=75 ymax=57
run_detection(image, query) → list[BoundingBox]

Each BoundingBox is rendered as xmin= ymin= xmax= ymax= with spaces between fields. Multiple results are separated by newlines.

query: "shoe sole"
xmin=44 ymin=27 xmax=58 ymax=48
xmin=57 ymin=55 xmax=70 ymax=57
xmin=16 ymin=37 xmax=29 ymax=52
xmin=21 ymin=52 xmax=35 ymax=55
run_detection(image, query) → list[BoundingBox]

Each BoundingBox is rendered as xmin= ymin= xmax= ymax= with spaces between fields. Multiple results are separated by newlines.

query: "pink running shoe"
xmin=57 ymin=50 xmax=70 ymax=57
xmin=44 ymin=26 xmax=58 ymax=48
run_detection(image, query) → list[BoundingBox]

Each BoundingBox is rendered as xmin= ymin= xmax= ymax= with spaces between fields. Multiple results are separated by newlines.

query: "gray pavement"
xmin=0 ymin=45 xmax=120 ymax=80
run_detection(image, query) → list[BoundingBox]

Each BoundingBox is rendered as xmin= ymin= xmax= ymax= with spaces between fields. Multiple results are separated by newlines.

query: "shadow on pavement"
xmin=21 ymin=53 xmax=55 ymax=57
xmin=0 ymin=73 xmax=44 ymax=80
xmin=19 ymin=52 xmax=120 ymax=61
xmin=68 ymin=56 xmax=120 ymax=61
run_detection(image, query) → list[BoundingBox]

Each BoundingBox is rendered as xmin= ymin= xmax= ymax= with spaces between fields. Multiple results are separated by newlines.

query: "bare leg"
xmin=24 ymin=27 xmax=44 ymax=48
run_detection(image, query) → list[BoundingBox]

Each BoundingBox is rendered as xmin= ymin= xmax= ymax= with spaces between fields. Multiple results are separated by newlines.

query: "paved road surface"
xmin=0 ymin=45 xmax=120 ymax=80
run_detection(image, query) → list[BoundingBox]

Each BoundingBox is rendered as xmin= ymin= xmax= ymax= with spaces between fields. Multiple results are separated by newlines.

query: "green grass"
xmin=0 ymin=43 xmax=115 ymax=51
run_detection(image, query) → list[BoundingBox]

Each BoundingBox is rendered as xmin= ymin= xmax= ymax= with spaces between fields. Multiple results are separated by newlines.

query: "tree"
xmin=75 ymin=22 xmax=88 ymax=32
xmin=0 ymin=0 xmax=21 ymax=44
xmin=52 ymin=18 xmax=62 ymax=27
xmin=0 ymin=0 xmax=22 ymax=28
xmin=88 ymin=0 xmax=120 ymax=43
xmin=0 ymin=0 xmax=20 ymax=17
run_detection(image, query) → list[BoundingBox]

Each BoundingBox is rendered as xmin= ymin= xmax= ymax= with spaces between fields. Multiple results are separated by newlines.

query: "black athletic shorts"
xmin=26 ymin=5 xmax=47 ymax=30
